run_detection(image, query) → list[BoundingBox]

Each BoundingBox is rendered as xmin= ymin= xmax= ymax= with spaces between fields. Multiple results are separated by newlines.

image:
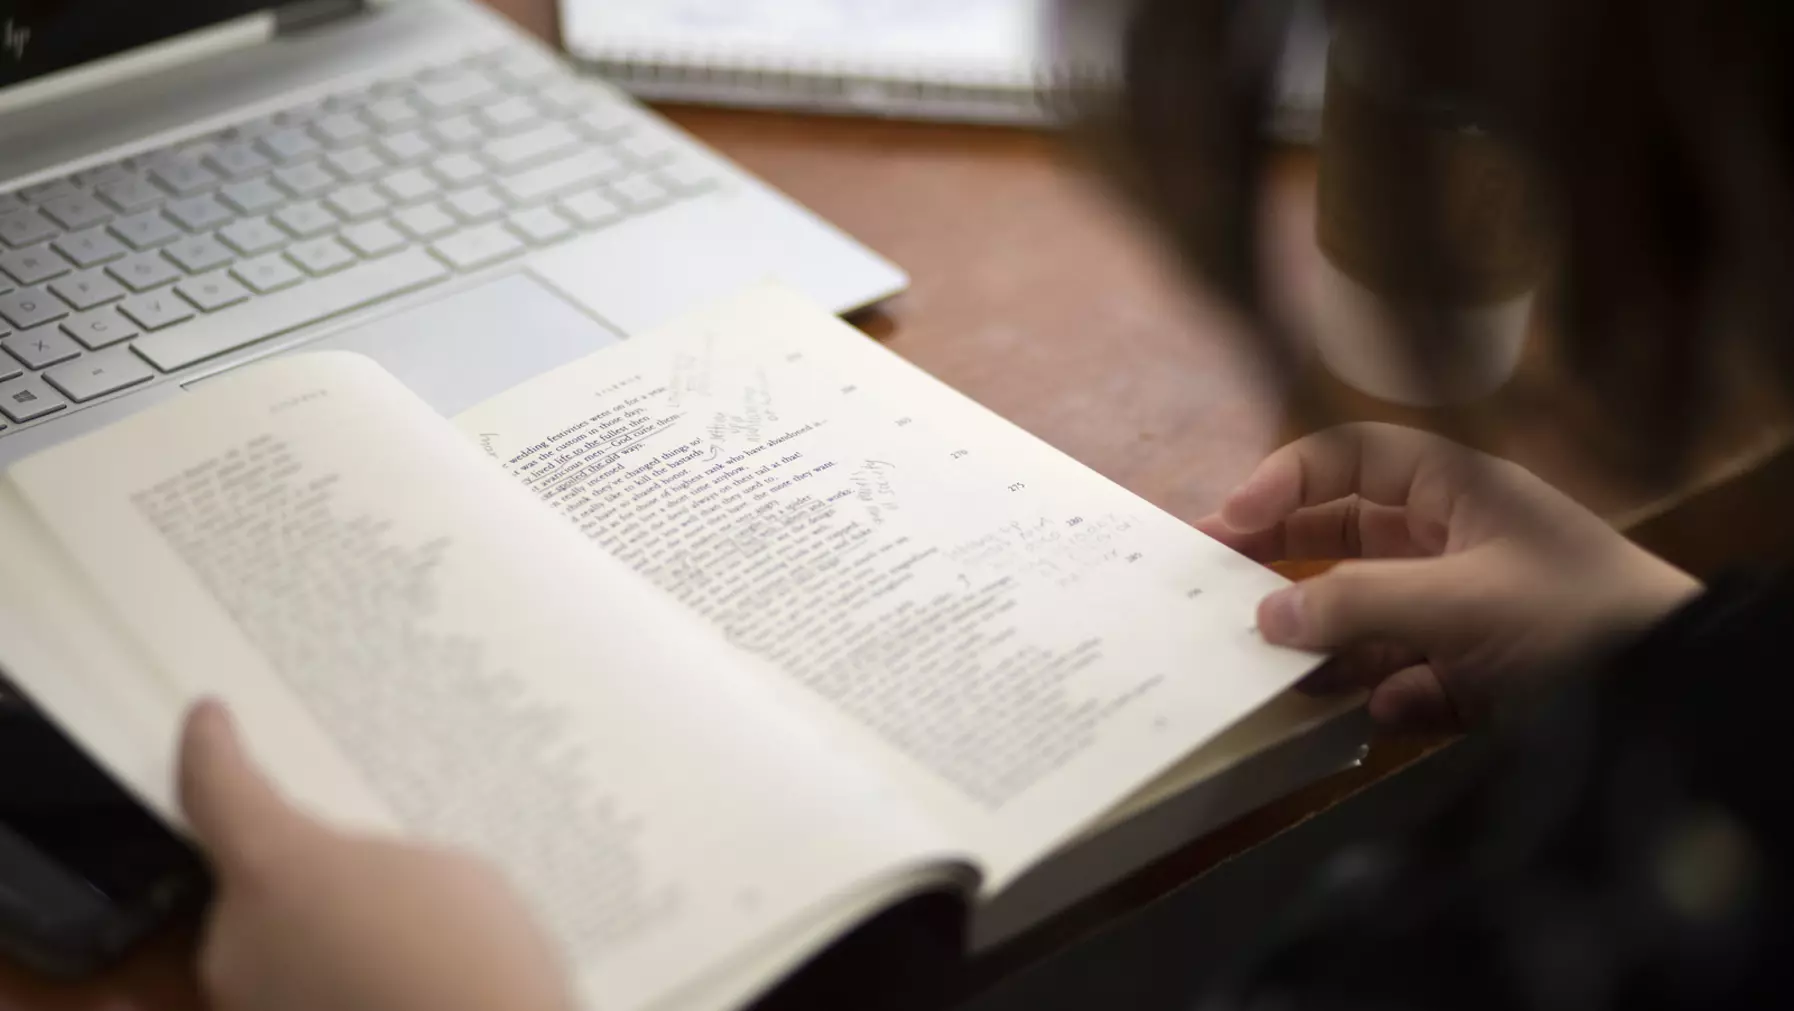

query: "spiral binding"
xmin=578 ymin=44 xmax=1094 ymax=126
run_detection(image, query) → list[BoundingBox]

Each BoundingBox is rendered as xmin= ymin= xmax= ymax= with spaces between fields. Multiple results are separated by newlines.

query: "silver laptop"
xmin=0 ymin=0 xmax=907 ymax=467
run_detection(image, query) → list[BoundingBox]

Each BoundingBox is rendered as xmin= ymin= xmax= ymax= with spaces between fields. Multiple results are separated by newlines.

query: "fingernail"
xmin=1221 ymin=471 xmax=1276 ymax=529
xmin=1259 ymin=587 xmax=1307 ymax=645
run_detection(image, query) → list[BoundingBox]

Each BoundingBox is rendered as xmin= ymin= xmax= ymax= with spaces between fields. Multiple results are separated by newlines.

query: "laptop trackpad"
xmin=297 ymin=273 xmax=625 ymax=417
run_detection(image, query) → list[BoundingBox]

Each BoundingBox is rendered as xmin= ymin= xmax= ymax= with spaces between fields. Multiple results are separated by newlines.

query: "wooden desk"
xmin=4 ymin=0 xmax=1789 ymax=1008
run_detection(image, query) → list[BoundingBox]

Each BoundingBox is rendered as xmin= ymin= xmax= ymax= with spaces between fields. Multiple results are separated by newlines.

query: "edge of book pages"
xmin=975 ymin=689 xmax=1369 ymax=949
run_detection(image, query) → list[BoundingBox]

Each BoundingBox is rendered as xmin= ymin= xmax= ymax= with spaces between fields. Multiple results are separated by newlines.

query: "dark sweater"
xmin=1201 ymin=572 xmax=1792 ymax=1010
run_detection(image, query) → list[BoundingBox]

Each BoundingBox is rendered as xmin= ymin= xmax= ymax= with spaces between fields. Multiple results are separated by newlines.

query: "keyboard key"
xmin=204 ymin=142 xmax=273 ymax=179
xmin=19 ymin=179 xmax=80 ymax=203
xmin=148 ymin=160 xmax=221 ymax=196
xmin=0 ymin=209 xmax=59 ymax=248
xmin=311 ymin=111 xmax=373 ymax=146
xmin=164 ymin=234 xmax=236 ymax=273
xmin=272 ymin=161 xmax=339 ymax=198
xmin=232 ymin=253 xmax=306 ymax=294
xmin=136 ymin=249 xmax=448 ymax=371
xmin=285 ymin=236 xmax=357 ymax=276
xmin=340 ymin=219 xmax=407 ymax=258
xmin=324 ymin=145 xmax=389 ymax=181
xmin=415 ymin=71 xmax=500 ymax=112
xmin=615 ymin=131 xmax=677 ymax=167
xmin=375 ymin=130 xmax=435 ymax=164
xmin=44 ymin=346 xmax=155 ymax=401
xmin=175 ymin=269 xmax=252 ymax=311
xmin=377 ymin=168 xmax=440 ymax=204
xmin=657 ymin=158 xmax=718 ymax=194
xmin=480 ymin=123 xmax=581 ymax=171
xmin=273 ymin=100 xmax=326 ymax=127
xmin=428 ymin=153 xmax=487 ymax=188
xmin=573 ymin=104 xmax=636 ymax=141
xmin=322 ymin=88 xmax=372 ymax=113
xmin=62 ymin=307 xmax=139 ymax=348
xmin=363 ymin=96 xmax=421 ymax=129
xmin=0 ymin=375 xmax=67 ymax=422
xmin=392 ymin=201 xmax=457 ymax=240
xmin=611 ymin=174 xmax=669 ymax=210
xmin=220 ymin=110 xmax=276 ymax=136
xmin=426 ymin=114 xmax=483 ymax=149
xmin=273 ymin=200 xmax=339 ymax=238
xmin=430 ymin=223 xmax=523 ymax=271
xmin=476 ymin=95 xmax=543 ymax=134
xmin=163 ymin=194 xmax=236 ymax=233
xmin=95 ymin=174 xmax=167 ymax=213
xmin=489 ymin=52 xmax=559 ymax=89
xmin=118 ymin=290 xmax=195 ymax=330
xmin=218 ymin=177 xmax=288 ymax=215
xmin=109 ymin=210 xmax=184 ymax=250
xmin=49 ymin=270 xmax=127 ymax=311
xmin=556 ymin=189 xmax=625 ymax=228
xmin=3 ymin=325 xmax=81 ymax=368
xmin=497 ymin=149 xmax=626 ymax=204
xmin=107 ymin=252 xmax=183 ymax=292
xmin=217 ymin=216 xmax=288 ymax=257
xmin=52 ymin=228 xmax=127 ymax=268
xmin=506 ymin=205 xmax=574 ymax=244
xmin=0 ymin=287 xmax=70 ymax=330
xmin=257 ymin=127 xmax=323 ymax=163
xmin=443 ymin=185 xmax=507 ymax=223
xmin=324 ymin=184 xmax=390 ymax=222
xmin=0 ymin=355 xmax=17 ymax=382
xmin=2 ymin=246 xmax=72 ymax=285
xmin=73 ymin=163 xmax=134 ymax=188
xmin=535 ymin=80 xmax=596 ymax=117
xmin=39 ymin=192 xmax=114 ymax=231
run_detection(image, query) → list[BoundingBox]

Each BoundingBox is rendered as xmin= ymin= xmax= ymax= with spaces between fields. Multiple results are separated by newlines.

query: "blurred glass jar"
xmin=1313 ymin=6 xmax=1552 ymax=405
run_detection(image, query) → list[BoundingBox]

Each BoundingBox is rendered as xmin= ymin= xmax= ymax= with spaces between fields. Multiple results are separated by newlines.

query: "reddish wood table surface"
xmin=5 ymin=0 xmax=1788 ymax=1007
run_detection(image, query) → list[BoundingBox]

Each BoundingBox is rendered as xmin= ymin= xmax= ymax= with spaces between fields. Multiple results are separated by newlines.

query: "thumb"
xmin=1256 ymin=551 xmax=1498 ymax=654
xmin=179 ymin=699 xmax=308 ymax=874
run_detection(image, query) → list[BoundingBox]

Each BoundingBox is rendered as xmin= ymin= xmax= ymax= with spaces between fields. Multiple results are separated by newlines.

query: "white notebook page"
xmin=564 ymin=0 xmax=1045 ymax=83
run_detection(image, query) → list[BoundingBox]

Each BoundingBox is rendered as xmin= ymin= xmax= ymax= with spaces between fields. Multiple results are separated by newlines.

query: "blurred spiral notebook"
xmin=560 ymin=0 xmax=1330 ymax=137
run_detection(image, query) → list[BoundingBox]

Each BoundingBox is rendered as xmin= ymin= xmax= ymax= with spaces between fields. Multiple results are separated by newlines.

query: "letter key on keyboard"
xmin=118 ymin=291 xmax=195 ymax=331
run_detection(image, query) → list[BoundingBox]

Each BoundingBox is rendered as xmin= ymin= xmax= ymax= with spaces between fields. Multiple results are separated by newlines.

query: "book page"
xmin=0 ymin=488 xmax=180 ymax=818
xmin=454 ymin=283 xmax=1321 ymax=887
xmin=4 ymin=352 xmax=955 ymax=1011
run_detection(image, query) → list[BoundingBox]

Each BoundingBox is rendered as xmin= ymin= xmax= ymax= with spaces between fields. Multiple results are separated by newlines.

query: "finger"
xmin=1367 ymin=665 xmax=1461 ymax=731
xmin=1275 ymin=499 xmax=1423 ymax=561
xmin=1255 ymin=550 xmax=1494 ymax=653
xmin=179 ymin=700 xmax=308 ymax=874
xmin=1219 ymin=423 xmax=1464 ymax=532
xmin=1195 ymin=513 xmax=1282 ymax=560
xmin=1203 ymin=499 xmax=1424 ymax=563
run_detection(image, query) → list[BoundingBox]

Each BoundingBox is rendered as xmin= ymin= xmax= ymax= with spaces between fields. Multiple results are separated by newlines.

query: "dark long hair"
xmin=1057 ymin=0 xmax=1794 ymax=490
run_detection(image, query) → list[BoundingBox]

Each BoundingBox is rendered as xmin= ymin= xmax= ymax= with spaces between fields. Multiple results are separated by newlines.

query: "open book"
xmin=0 ymin=284 xmax=1337 ymax=1010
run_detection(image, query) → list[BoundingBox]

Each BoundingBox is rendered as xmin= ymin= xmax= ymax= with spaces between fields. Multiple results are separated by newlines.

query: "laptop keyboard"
xmin=0 ymin=47 xmax=719 ymax=434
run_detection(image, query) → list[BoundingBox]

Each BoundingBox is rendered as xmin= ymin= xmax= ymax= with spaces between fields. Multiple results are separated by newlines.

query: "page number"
xmin=1007 ymin=482 xmax=1026 ymax=492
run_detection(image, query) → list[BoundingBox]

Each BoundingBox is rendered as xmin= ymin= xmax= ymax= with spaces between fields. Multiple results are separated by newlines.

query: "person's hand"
xmin=178 ymin=700 xmax=577 ymax=1011
xmin=1198 ymin=423 xmax=1700 ymax=730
